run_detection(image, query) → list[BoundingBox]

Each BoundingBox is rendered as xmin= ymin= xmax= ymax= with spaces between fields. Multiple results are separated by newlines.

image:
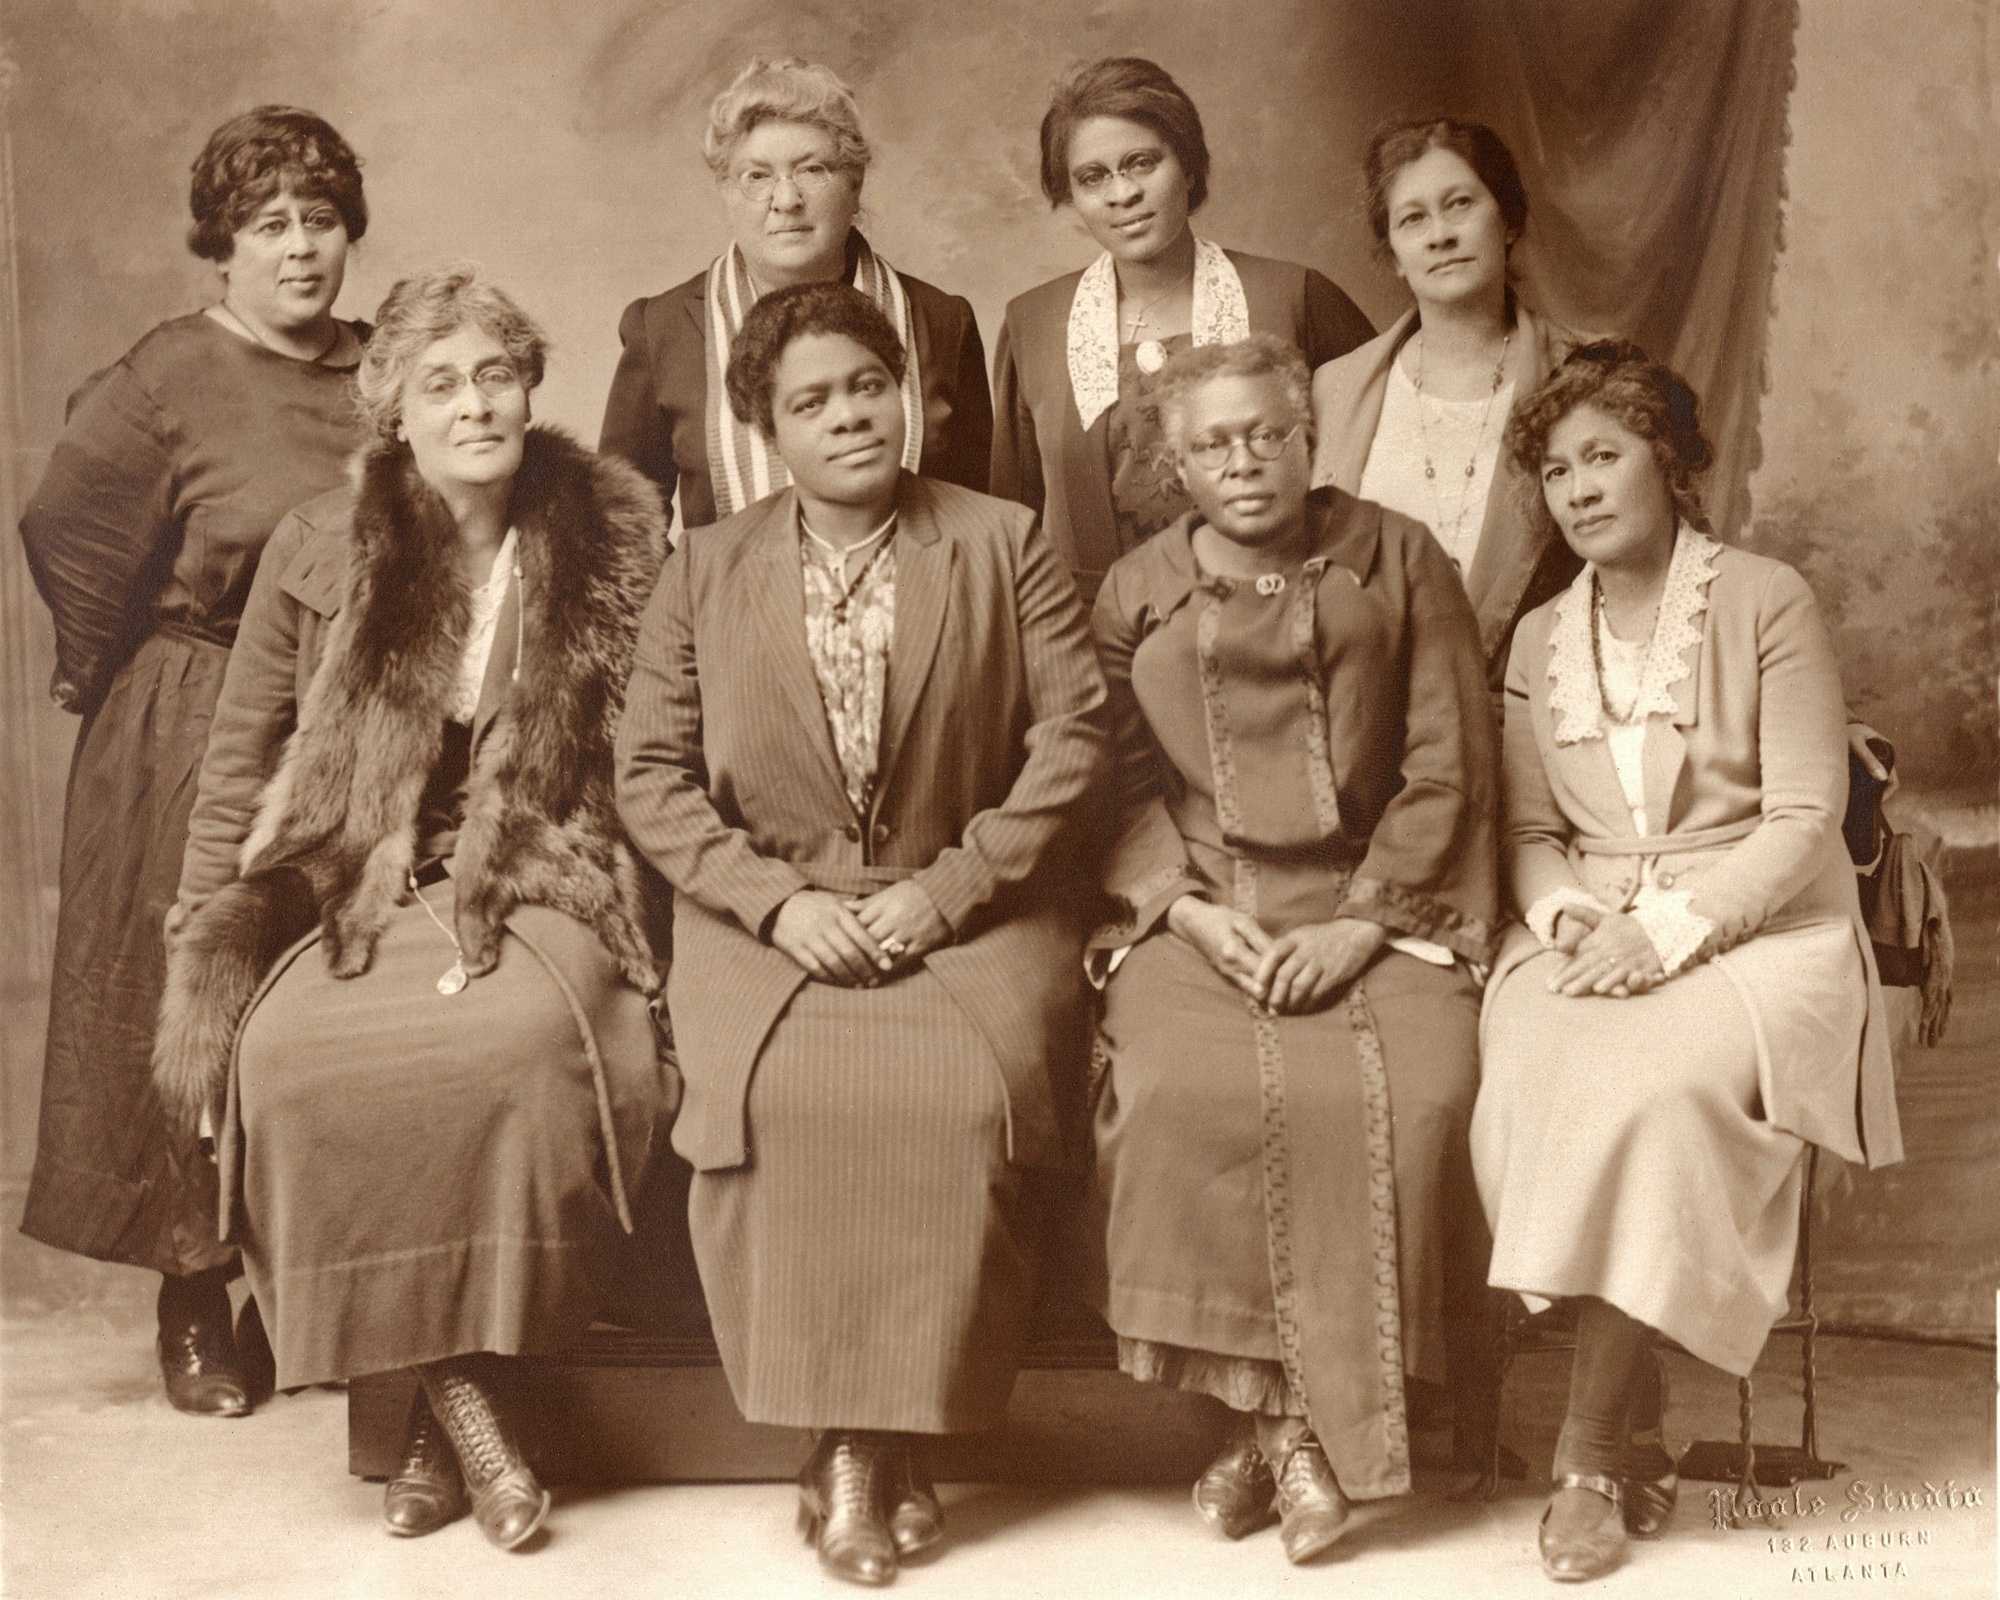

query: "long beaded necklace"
xmin=1413 ymin=329 xmax=1511 ymax=562
xmin=1588 ymin=577 xmax=1661 ymax=725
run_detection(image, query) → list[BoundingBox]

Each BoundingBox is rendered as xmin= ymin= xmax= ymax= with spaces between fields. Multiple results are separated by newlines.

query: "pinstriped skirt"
xmin=689 ymin=966 xmax=1041 ymax=1433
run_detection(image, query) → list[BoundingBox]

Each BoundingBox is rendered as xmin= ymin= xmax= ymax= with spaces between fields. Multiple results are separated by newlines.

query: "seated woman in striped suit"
xmin=617 ymin=282 xmax=1108 ymax=1588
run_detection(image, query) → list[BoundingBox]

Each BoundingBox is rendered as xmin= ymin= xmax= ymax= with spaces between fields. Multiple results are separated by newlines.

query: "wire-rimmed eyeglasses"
xmin=1183 ymin=421 xmax=1304 ymax=472
xmin=729 ymin=161 xmax=843 ymax=204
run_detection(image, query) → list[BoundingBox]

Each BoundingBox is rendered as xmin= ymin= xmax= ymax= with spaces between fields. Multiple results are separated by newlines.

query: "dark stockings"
xmin=1555 ymin=1297 xmax=1654 ymax=1476
xmin=157 ymin=1263 xmax=232 ymax=1326
xmin=1546 ymin=1297 xmax=1654 ymax=1538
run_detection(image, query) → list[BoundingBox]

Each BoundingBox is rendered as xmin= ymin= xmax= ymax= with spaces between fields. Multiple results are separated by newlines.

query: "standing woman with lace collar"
xmin=991 ymin=56 xmax=1373 ymax=604
xmin=599 ymin=56 xmax=992 ymax=533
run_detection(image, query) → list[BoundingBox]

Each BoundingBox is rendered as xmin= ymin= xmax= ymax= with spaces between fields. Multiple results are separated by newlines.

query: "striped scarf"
xmin=702 ymin=234 xmax=925 ymax=518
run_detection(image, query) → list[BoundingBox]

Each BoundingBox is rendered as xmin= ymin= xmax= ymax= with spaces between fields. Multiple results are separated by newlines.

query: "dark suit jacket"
xmin=615 ymin=473 xmax=1109 ymax=1172
xmin=598 ymin=238 xmax=993 ymax=531
xmin=989 ymin=247 xmax=1372 ymax=602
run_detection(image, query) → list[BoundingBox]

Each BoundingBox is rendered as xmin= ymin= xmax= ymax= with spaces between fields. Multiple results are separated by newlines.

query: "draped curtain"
xmin=1441 ymin=0 xmax=1799 ymax=536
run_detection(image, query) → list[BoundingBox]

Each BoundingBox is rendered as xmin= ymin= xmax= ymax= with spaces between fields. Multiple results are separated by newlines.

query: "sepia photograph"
xmin=0 ymin=1 xmax=1993 ymax=1595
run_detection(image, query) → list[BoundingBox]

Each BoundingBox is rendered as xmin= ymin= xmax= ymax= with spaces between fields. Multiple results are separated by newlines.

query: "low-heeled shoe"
xmin=1539 ymin=1471 xmax=1627 ymax=1583
xmin=157 ymin=1313 xmax=252 ymax=1418
xmin=383 ymin=1388 xmax=468 ymax=1538
xmin=884 ymin=1444 xmax=944 ymax=1558
xmin=797 ymin=1431 xmax=898 ymax=1586
xmin=1272 ymin=1437 xmax=1350 ymax=1564
xmin=420 ymin=1362 xmax=549 ymax=1551
xmin=1192 ymin=1435 xmax=1278 ymax=1539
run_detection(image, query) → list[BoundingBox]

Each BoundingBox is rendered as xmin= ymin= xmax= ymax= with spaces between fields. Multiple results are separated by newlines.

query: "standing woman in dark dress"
xmin=991 ymin=56 xmax=1373 ymax=603
xmin=598 ymin=56 xmax=992 ymax=532
xmin=16 ymin=105 xmax=370 ymax=1415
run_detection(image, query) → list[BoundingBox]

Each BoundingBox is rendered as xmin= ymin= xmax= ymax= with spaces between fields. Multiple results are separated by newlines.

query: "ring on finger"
xmin=881 ymin=938 xmax=906 ymax=957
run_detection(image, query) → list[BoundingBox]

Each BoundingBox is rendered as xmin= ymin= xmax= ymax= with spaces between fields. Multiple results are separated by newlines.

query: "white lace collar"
xmin=1065 ymin=235 xmax=1250 ymax=432
xmin=1546 ymin=525 xmax=1721 ymax=745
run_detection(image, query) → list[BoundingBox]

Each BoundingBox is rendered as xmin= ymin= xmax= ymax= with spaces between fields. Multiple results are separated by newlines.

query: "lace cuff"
xmin=1524 ymin=886 xmax=1605 ymax=950
xmin=1628 ymin=885 xmax=1715 ymax=976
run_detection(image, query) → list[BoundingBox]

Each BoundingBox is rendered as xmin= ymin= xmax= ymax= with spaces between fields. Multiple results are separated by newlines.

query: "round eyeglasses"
xmin=1072 ymin=150 xmax=1163 ymax=195
xmin=1184 ymin=422 xmax=1304 ymax=472
xmin=730 ymin=161 xmax=842 ymax=204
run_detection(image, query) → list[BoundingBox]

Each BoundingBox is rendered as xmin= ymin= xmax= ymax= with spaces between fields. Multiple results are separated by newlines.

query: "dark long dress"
xmin=17 ymin=313 xmax=366 ymax=1273
xmin=1085 ymin=489 xmax=1498 ymax=1499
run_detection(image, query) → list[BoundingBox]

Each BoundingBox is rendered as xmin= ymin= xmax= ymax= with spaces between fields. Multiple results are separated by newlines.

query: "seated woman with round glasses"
xmin=156 ymin=266 xmax=669 ymax=1554
xmin=1084 ymin=333 xmax=1497 ymax=1564
xmin=600 ymin=56 xmax=991 ymax=532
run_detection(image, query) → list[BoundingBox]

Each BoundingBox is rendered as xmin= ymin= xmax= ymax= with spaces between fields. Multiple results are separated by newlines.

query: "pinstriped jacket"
xmin=615 ymin=472 xmax=1110 ymax=1172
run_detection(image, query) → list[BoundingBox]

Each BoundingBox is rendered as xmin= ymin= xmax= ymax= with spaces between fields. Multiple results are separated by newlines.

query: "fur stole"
xmin=153 ymin=426 xmax=668 ymax=1130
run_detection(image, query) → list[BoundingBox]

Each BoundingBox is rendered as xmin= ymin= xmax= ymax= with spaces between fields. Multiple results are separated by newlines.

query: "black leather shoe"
xmin=1192 ymin=1432 xmax=1278 ymax=1539
xmin=384 ymin=1386 xmax=468 ymax=1537
xmin=1539 ymin=1472 xmax=1627 ymax=1582
xmin=419 ymin=1360 xmax=548 ymax=1551
xmin=884 ymin=1440 xmax=944 ymax=1558
xmin=156 ymin=1296 xmax=251 ymax=1418
xmin=1622 ymin=1353 xmax=1678 ymax=1537
xmin=235 ymin=1295 xmax=277 ymax=1407
xmin=1271 ymin=1433 xmax=1350 ymax=1565
xmin=797 ymin=1431 xmax=897 ymax=1586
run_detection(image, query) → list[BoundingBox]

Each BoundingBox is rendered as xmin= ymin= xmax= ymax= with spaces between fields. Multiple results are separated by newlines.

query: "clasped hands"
xmin=1546 ymin=902 xmax=1666 ymax=997
xmin=770 ymin=882 xmax=950 ymax=986
xmin=1168 ymin=895 xmax=1386 ymax=1014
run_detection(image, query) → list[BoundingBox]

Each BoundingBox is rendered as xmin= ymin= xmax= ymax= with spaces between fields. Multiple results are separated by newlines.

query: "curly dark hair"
xmin=724 ymin=282 xmax=907 ymax=439
xmin=1362 ymin=114 xmax=1527 ymax=259
xmin=1504 ymin=339 xmax=1715 ymax=534
xmin=187 ymin=105 xmax=367 ymax=263
xmin=1038 ymin=56 xmax=1211 ymax=213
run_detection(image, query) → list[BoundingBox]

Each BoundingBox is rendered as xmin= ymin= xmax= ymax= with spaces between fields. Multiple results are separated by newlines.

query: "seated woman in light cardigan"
xmin=1471 ymin=341 xmax=1902 ymax=1585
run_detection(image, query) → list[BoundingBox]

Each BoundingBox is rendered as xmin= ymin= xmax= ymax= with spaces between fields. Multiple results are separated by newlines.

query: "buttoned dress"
xmin=1084 ymin=488 xmax=1498 ymax=1500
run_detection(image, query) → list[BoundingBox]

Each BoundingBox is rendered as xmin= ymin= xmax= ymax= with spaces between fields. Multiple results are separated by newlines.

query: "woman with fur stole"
xmin=154 ymin=266 xmax=671 ymax=1554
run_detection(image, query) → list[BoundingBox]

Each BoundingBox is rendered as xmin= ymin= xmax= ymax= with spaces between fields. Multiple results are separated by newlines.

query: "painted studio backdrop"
xmin=2 ymin=0 xmax=1996 ymax=1341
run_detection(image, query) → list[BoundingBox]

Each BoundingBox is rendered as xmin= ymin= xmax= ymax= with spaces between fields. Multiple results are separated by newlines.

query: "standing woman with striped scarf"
xmin=599 ymin=57 xmax=993 ymax=532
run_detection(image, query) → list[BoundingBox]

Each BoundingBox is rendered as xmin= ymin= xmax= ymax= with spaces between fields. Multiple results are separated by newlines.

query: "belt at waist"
xmin=153 ymin=616 xmax=235 ymax=651
xmin=1571 ymin=816 xmax=1760 ymax=857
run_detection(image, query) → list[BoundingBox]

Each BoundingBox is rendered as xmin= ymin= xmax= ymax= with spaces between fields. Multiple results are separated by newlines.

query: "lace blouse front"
xmin=1357 ymin=359 xmax=1513 ymax=581
xmin=448 ymin=527 xmax=518 ymax=723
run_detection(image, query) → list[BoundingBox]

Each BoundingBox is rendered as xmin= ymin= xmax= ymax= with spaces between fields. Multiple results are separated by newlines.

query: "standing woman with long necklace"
xmin=16 ymin=105 xmax=370 ymax=1415
xmin=992 ymin=56 xmax=1372 ymax=605
xmin=1311 ymin=117 xmax=1584 ymax=699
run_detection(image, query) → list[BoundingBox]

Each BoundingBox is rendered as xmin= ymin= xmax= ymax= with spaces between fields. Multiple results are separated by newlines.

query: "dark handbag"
xmin=1844 ymin=740 xmax=1953 ymax=1046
